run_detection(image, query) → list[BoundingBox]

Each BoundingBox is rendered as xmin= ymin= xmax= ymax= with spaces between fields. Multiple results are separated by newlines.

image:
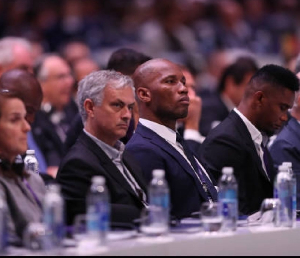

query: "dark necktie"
xmin=261 ymin=143 xmax=273 ymax=180
xmin=176 ymin=133 xmax=217 ymax=202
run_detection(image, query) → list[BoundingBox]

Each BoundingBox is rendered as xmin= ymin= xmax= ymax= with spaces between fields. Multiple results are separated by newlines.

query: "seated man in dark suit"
xmin=56 ymin=70 xmax=148 ymax=227
xmin=269 ymin=71 xmax=300 ymax=209
xmin=125 ymin=58 xmax=218 ymax=220
xmin=63 ymin=48 xmax=152 ymax=153
xmin=200 ymin=64 xmax=299 ymax=216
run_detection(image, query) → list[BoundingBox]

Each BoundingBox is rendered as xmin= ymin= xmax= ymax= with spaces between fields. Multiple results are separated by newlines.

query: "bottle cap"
xmin=282 ymin=162 xmax=292 ymax=169
xmin=152 ymin=169 xmax=165 ymax=178
xmin=278 ymin=165 xmax=289 ymax=172
xmin=26 ymin=150 xmax=35 ymax=155
xmin=92 ymin=175 xmax=105 ymax=185
xmin=222 ymin=167 xmax=233 ymax=175
xmin=46 ymin=184 xmax=60 ymax=193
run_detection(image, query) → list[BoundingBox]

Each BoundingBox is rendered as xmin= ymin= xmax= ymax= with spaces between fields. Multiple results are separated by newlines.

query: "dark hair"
xmin=218 ymin=56 xmax=259 ymax=93
xmin=106 ymin=48 xmax=152 ymax=76
xmin=249 ymin=64 xmax=299 ymax=92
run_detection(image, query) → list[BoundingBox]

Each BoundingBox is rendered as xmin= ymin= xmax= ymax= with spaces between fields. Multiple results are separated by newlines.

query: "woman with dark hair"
xmin=0 ymin=89 xmax=46 ymax=245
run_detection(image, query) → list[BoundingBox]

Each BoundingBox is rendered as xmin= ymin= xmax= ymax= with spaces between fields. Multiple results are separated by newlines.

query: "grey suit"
xmin=0 ymin=173 xmax=46 ymax=244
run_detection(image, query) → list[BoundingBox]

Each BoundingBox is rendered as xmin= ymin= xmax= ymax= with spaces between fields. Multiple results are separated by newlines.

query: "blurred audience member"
xmin=60 ymin=40 xmax=91 ymax=67
xmin=177 ymin=65 xmax=204 ymax=156
xmin=0 ymin=37 xmax=47 ymax=178
xmin=0 ymin=69 xmax=50 ymax=178
xmin=32 ymin=54 xmax=78 ymax=178
xmin=199 ymin=56 xmax=259 ymax=136
xmin=200 ymin=64 xmax=299 ymax=216
xmin=0 ymin=90 xmax=46 ymax=246
xmin=0 ymin=36 xmax=34 ymax=74
xmin=71 ymin=57 xmax=100 ymax=99
xmin=56 ymin=70 xmax=147 ymax=227
xmin=126 ymin=58 xmax=218 ymax=220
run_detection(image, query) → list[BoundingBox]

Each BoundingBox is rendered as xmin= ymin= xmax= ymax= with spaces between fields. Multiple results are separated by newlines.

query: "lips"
xmin=179 ymin=96 xmax=190 ymax=104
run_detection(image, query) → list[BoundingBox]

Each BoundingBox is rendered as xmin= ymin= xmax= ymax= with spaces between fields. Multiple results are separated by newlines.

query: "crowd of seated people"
xmin=0 ymin=33 xmax=300 ymax=252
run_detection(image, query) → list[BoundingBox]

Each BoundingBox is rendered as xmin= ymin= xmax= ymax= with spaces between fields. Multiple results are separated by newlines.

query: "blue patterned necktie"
xmin=176 ymin=133 xmax=217 ymax=202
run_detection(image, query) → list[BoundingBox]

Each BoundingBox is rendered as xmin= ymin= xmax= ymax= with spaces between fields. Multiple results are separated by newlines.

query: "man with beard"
xmin=199 ymin=64 xmax=299 ymax=216
xmin=125 ymin=59 xmax=218 ymax=220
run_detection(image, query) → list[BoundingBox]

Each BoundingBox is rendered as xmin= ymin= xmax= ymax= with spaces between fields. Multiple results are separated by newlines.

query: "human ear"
xmin=84 ymin=99 xmax=94 ymax=117
xmin=137 ymin=87 xmax=151 ymax=102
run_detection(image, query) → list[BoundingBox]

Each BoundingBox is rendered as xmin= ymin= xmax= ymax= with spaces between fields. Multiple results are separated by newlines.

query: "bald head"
xmin=133 ymin=58 xmax=188 ymax=129
xmin=0 ymin=69 xmax=43 ymax=124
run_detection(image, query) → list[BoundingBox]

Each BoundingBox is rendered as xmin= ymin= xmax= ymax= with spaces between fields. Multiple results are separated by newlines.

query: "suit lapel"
xmin=78 ymin=132 xmax=143 ymax=202
xmin=230 ymin=111 xmax=273 ymax=183
xmin=135 ymin=123 xmax=210 ymax=200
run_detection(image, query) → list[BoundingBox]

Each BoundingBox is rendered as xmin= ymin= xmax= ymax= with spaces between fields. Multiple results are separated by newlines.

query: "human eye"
xmin=280 ymin=104 xmax=289 ymax=112
xmin=128 ymin=104 xmax=134 ymax=111
xmin=164 ymin=76 xmax=177 ymax=84
xmin=112 ymin=101 xmax=124 ymax=110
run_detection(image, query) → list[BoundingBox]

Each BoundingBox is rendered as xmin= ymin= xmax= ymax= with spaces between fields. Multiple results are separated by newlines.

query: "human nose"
xmin=280 ymin=112 xmax=289 ymax=122
xmin=23 ymin=119 xmax=31 ymax=132
xmin=178 ymin=82 xmax=188 ymax=94
xmin=121 ymin=106 xmax=132 ymax=119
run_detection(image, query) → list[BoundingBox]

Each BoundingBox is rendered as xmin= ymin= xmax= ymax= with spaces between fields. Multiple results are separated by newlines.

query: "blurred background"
xmin=1 ymin=0 xmax=300 ymax=91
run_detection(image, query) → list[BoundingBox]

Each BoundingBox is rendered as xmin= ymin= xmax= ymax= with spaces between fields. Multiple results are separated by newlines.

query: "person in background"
xmin=126 ymin=58 xmax=218 ymax=220
xmin=32 ymin=53 xmax=78 ymax=178
xmin=56 ymin=70 xmax=148 ymax=227
xmin=0 ymin=69 xmax=53 ymax=183
xmin=200 ymin=64 xmax=299 ymax=216
xmin=0 ymin=37 xmax=34 ymax=74
xmin=0 ymin=37 xmax=47 ymax=178
xmin=177 ymin=65 xmax=204 ymax=156
xmin=0 ymin=89 xmax=46 ymax=246
xmin=199 ymin=56 xmax=258 ymax=136
xmin=63 ymin=48 xmax=152 ymax=153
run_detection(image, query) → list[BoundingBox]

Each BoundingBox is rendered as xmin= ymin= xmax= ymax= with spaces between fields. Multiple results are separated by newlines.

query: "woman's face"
xmin=0 ymin=97 xmax=30 ymax=160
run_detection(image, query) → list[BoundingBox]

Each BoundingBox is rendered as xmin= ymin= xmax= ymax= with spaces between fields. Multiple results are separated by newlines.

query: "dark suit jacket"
xmin=200 ymin=110 xmax=275 ymax=216
xmin=56 ymin=131 xmax=147 ymax=227
xmin=125 ymin=123 xmax=217 ymax=220
xmin=31 ymin=100 xmax=78 ymax=166
xmin=199 ymin=91 xmax=229 ymax=137
xmin=269 ymin=117 xmax=300 ymax=208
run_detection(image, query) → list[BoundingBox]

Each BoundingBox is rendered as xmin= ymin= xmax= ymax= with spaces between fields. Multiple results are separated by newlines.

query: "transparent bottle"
xmin=43 ymin=184 xmax=65 ymax=251
xmin=275 ymin=163 xmax=296 ymax=227
xmin=24 ymin=150 xmax=39 ymax=174
xmin=0 ymin=194 xmax=7 ymax=254
xmin=144 ymin=169 xmax=170 ymax=235
xmin=218 ymin=167 xmax=238 ymax=231
xmin=86 ymin=176 xmax=110 ymax=245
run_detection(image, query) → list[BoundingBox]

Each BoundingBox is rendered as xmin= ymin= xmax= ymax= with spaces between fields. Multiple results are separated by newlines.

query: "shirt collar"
xmin=233 ymin=108 xmax=263 ymax=146
xmin=83 ymin=129 xmax=124 ymax=160
xmin=139 ymin=118 xmax=177 ymax=144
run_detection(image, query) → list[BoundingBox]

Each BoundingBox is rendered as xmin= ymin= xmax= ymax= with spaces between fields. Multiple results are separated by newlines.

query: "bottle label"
xmin=87 ymin=202 xmax=110 ymax=234
xmin=24 ymin=157 xmax=39 ymax=174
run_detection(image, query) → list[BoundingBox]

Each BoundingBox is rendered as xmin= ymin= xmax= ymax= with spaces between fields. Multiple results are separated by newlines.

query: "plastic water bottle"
xmin=144 ymin=169 xmax=170 ymax=235
xmin=0 ymin=194 xmax=7 ymax=254
xmin=218 ymin=167 xmax=238 ymax=231
xmin=274 ymin=163 xmax=296 ymax=227
xmin=86 ymin=176 xmax=110 ymax=246
xmin=43 ymin=184 xmax=65 ymax=251
xmin=24 ymin=150 xmax=39 ymax=174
